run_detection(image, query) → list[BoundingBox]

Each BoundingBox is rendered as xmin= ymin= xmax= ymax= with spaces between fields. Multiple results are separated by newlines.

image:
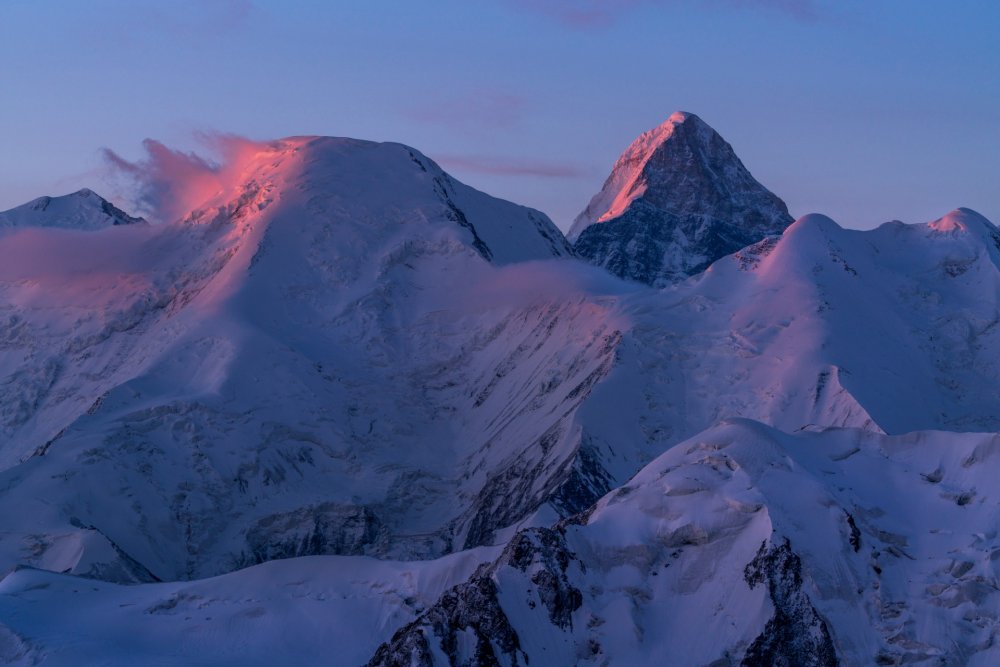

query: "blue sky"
xmin=1 ymin=0 xmax=997 ymax=231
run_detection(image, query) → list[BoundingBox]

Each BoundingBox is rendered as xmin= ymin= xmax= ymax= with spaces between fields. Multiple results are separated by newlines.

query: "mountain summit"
xmin=569 ymin=111 xmax=793 ymax=286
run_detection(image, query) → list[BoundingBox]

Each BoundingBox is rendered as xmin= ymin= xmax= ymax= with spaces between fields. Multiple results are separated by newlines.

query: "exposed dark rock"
xmin=367 ymin=527 xmax=581 ymax=666
xmin=845 ymin=512 xmax=861 ymax=553
xmin=235 ymin=502 xmax=389 ymax=567
xmin=365 ymin=570 xmax=525 ymax=667
xmin=549 ymin=438 xmax=615 ymax=517
xmin=742 ymin=538 xmax=839 ymax=666
xmin=500 ymin=528 xmax=583 ymax=630
xmin=433 ymin=175 xmax=494 ymax=262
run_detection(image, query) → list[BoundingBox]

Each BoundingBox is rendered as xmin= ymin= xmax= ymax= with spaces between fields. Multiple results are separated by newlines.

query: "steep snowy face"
xmin=0 ymin=189 xmax=145 ymax=230
xmin=569 ymin=112 xmax=792 ymax=286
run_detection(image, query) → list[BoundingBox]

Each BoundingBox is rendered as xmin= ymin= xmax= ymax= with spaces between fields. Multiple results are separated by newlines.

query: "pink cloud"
xmin=435 ymin=154 xmax=591 ymax=178
xmin=505 ymin=0 xmax=823 ymax=28
xmin=102 ymin=133 xmax=266 ymax=224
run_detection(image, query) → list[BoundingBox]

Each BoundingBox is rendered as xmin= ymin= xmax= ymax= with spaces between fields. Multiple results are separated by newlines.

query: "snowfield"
xmin=0 ymin=117 xmax=998 ymax=665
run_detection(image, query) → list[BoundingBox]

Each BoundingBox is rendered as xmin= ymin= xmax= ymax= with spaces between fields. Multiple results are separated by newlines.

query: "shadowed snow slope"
xmin=0 ymin=132 xmax=999 ymax=665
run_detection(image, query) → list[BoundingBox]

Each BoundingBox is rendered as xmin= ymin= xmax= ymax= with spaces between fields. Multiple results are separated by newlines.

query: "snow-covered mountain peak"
xmin=569 ymin=112 xmax=793 ymax=286
xmin=780 ymin=212 xmax=843 ymax=243
xmin=173 ymin=135 xmax=572 ymax=267
xmin=0 ymin=188 xmax=145 ymax=230
xmin=927 ymin=207 xmax=996 ymax=236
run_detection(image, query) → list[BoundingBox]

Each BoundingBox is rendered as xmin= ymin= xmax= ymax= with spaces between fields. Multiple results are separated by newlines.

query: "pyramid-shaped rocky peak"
xmin=569 ymin=111 xmax=793 ymax=286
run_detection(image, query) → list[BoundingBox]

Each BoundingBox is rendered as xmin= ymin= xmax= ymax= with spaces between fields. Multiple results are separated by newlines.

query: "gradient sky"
xmin=2 ymin=0 xmax=998 ymax=231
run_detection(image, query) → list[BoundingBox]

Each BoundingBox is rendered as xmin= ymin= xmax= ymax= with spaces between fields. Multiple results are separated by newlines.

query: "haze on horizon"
xmin=1 ymin=0 xmax=997 ymax=232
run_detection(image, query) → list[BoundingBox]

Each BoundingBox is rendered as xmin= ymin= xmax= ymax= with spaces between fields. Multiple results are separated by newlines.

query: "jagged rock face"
xmin=742 ymin=540 xmax=839 ymax=667
xmin=569 ymin=112 xmax=792 ymax=286
xmin=367 ymin=528 xmax=581 ymax=667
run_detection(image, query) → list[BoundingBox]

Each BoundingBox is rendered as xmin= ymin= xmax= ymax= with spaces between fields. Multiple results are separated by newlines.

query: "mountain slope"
xmin=569 ymin=112 xmax=792 ymax=286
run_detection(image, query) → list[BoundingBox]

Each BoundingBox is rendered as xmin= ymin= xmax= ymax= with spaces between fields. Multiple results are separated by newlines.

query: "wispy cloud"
xmin=102 ymin=133 xmax=265 ymax=223
xmin=504 ymin=0 xmax=823 ymax=28
xmin=435 ymin=154 xmax=591 ymax=178
xmin=128 ymin=0 xmax=255 ymax=40
xmin=404 ymin=91 xmax=528 ymax=130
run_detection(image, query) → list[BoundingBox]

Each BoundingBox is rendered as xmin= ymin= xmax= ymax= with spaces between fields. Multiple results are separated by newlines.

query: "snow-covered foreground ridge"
xmin=0 ymin=120 xmax=998 ymax=665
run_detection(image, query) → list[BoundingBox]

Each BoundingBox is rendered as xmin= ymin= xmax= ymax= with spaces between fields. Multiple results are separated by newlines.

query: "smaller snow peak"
xmin=777 ymin=214 xmax=843 ymax=252
xmin=928 ymin=208 xmax=995 ymax=235
xmin=0 ymin=189 xmax=145 ymax=230
xmin=786 ymin=213 xmax=841 ymax=234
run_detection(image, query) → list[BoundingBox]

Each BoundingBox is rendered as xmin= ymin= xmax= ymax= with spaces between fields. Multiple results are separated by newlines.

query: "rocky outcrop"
xmin=234 ymin=503 xmax=390 ymax=567
xmin=742 ymin=539 xmax=839 ymax=666
xmin=366 ymin=527 xmax=581 ymax=667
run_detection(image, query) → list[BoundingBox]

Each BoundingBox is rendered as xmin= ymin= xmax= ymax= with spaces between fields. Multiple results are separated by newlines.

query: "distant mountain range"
xmin=1 ymin=116 xmax=998 ymax=666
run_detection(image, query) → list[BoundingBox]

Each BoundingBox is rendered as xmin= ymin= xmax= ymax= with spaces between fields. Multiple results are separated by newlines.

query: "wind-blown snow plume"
xmin=102 ymin=134 xmax=267 ymax=223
